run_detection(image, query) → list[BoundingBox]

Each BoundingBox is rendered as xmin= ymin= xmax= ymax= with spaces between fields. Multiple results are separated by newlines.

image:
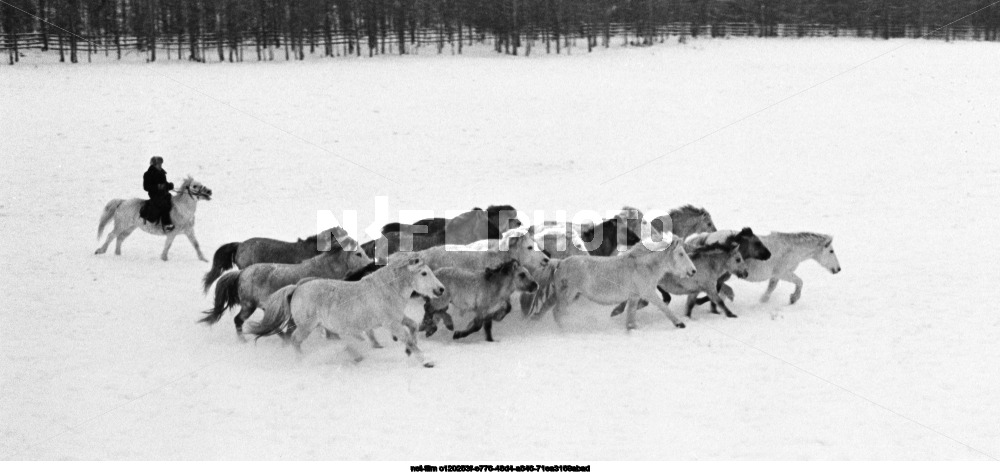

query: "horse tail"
xmin=247 ymin=284 xmax=297 ymax=339
xmin=203 ymin=242 xmax=240 ymax=293
xmin=199 ymin=271 xmax=241 ymax=325
xmin=97 ymin=199 xmax=124 ymax=240
xmin=523 ymin=261 xmax=559 ymax=318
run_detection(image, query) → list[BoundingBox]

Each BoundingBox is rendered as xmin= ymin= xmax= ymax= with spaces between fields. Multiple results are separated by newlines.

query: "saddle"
xmin=139 ymin=198 xmax=171 ymax=226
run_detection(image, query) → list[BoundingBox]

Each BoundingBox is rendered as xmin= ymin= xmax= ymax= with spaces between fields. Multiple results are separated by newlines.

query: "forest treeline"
xmin=2 ymin=1 xmax=999 ymax=64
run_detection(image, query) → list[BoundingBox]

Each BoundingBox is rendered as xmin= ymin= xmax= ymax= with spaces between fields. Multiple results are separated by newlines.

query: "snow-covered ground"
xmin=1 ymin=37 xmax=998 ymax=460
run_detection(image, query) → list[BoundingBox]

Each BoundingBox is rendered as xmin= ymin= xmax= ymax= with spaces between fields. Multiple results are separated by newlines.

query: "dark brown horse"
xmin=360 ymin=205 xmax=521 ymax=261
xmin=202 ymin=227 xmax=353 ymax=293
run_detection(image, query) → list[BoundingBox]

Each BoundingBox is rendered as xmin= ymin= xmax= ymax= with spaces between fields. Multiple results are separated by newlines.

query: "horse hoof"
xmin=423 ymin=362 xmax=435 ymax=368
xmin=727 ymin=314 xmax=738 ymax=319
xmin=625 ymin=324 xmax=637 ymax=331
xmin=675 ymin=322 xmax=686 ymax=329
xmin=789 ymin=296 xmax=799 ymax=305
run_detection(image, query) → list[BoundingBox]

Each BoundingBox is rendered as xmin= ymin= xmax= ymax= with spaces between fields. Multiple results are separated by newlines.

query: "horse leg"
xmin=761 ymin=278 xmax=779 ymax=303
xmin=624 ymin=298 xmax=640 ymax=331
xmin=96 ymin=224 xmax=120 ymax=255
xmin=401 ymin=317 xmax=418 ymax=339
xmin=366 ymin=329 xmax=384 ymax=349
xmin=482 ymin=318 xmax=496 ymax=342
xmin=707 ymin=286 xmax=738 ymax=318
xmin=453 ymin=316 xmax=484 ymax=340
xmin=392 ymin=319 xmax=433 ymax=368
xmin=610 ymin=301 xmax=627 ymax=317
xmin=111 ymin=222 xmax=138 ymax=256
xmin=785 ymin=273 xmax=804 ymax=304
xmin=419 ymin=300 xmax=445 ymax=336
xmin=343 ymin=340 xmax=365 ymax=363
xmin=184 ymin=228 xmax=208 ymax=262
xmin=161 ymin=233 xmax=177 ymax=261
xmin=234 ymin=304 xmax=256 ymax=342
xmin=646 ymin=292 xmax=685 ymax=329
xmin=433 ymin=310 xmax=455 ymax=332
xmin=658 ymin=286 xmax=671 ymax=304
xmin=289 ymin=324 xmax=313 ymax=358
xmin=551 ymin=286 xmax=580 ymax=329
xmin=684 ymin=294 xmax=698 ymax=318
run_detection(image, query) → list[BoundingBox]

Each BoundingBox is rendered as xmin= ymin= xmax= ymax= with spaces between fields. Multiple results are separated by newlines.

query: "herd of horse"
xmin=95 ymin=179 xmax=842 ymax=368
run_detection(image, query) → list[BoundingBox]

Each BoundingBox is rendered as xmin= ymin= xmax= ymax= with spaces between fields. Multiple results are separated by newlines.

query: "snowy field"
xmin=1 ymin=37 xmax=999 ymax=461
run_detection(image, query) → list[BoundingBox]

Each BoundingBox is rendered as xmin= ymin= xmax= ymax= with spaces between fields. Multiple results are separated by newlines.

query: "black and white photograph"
xmin=1 ymin=0 xmax=998 ymax=463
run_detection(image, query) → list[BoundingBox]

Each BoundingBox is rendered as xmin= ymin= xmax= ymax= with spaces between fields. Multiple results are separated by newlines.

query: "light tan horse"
xmin=246 ymin=256 xmax=445 ymax=368
xmin=744 ymin=232 xmax=841 ymax=304
xmin=549 ymin=236 xmax=696 ymax=330
xmin=96 ymin=176 xmax=213 ymax=261
xmin=199 ymin=246 xmax=372 ymax=339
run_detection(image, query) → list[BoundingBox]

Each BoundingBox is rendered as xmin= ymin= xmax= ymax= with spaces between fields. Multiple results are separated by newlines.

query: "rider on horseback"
xmin=142 ymin=156 xmax=175 ymax=232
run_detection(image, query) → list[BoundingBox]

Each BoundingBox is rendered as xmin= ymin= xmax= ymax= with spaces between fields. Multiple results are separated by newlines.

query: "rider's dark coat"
xmin=140 ymin=166 xmax=174 ymax=226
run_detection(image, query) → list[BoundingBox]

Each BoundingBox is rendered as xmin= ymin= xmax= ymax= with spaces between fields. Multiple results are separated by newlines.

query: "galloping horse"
xmin=96 ymin=176 xmax=213 ymax=261
xmin=199 ymin=245 xmax=372 ymax=339
xmin=202 ymin=227 xmax=355 ymax=293
xmin=549 ymin=236 xmax=697 ymax=331
xmin=246 ymin=256 xmax=445 ymax=368
xmin=743 ymin=232 xmax=841 ymax=304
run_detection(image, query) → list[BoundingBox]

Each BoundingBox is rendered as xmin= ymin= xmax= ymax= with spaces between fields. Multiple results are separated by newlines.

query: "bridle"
xmin=175 ymin=184 xmax=211 ymax=200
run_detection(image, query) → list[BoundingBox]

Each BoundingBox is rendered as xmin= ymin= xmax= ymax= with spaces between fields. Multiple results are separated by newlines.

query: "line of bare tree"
xmin=2 ymin=1 xmax=999 ymax=65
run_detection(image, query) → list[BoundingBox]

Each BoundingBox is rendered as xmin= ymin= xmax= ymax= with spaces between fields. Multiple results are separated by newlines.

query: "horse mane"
xmin=684 ymin=230 xmax=742 ymax=258
xmin=669 ymin=204 xmax=709 ymax=220
xmin=779 ymin=232 xmax=833 ymax=248
xmin=484 ymin=259 xmax=519 ymax=281
xmin=625 ymin=234 xmax=678 ymax=256
xmin=344 ymin=262 xmax=383 ymax=281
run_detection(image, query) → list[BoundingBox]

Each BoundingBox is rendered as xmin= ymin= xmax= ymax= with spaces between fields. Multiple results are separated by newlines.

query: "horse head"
xmin=316 ymin=226 xmax=357 ymax=252
xmin=404 ymin=257 xmax=446 ymax=298
xmin=656 ymin=236 xmax=697 ymax=279
xmin=177 ymin=176 xmax=213 ymax=201
xmin=505 ymin=230 xmax=549 ymax=271
xmin=813 ymin=235 xmax=841 ymax=274
xmin=726 ymin=246 xmax=750 ymax=279
xmin=669 ymin=205 xmax=715 ymax=238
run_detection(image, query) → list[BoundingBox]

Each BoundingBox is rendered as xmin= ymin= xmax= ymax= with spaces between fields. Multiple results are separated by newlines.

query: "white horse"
xmin=743 ymin=232 xmax=841 ymax=304
xmin=246 ymin=256 xmax=445 ymax=368
xmin=550 ymin=235 xmax=697 ymax=330
xmin=95 ymin=176 xmax=213 ymax=261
